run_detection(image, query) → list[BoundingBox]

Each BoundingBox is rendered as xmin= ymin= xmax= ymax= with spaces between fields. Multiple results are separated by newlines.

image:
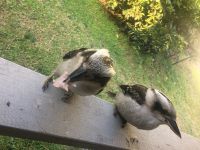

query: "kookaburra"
xmin=42 ymin=48 xmax=115 ymax=99
xmin=108 ymin=84 xmax=181 ymax=138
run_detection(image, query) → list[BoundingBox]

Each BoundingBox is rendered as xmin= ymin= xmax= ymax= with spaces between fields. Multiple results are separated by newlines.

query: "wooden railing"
xmin=0 ymin=57 xmax=200 ymax=150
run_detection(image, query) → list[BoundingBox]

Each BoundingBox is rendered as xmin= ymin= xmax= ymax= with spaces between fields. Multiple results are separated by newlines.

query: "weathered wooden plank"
xmin=0 ymin=57 xmax=200 ymax=150
xmin=0 ymin=58 xmax=130 ymax=150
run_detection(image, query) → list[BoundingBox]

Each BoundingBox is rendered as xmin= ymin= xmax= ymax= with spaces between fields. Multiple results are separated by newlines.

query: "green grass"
xmin=0 ymin=0 xmax=200 ymax=149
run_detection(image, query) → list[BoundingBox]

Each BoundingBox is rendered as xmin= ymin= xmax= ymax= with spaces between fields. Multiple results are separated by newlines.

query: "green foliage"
xmin=128 ymin=24 xmax=186 ymax=53
xmin=106 ymin=0 xmax=187 ymax=54
xmin=107 ymin=0 xmax=163 ymax=30
xmin=160 ymin=0 xmax=200 ymax=36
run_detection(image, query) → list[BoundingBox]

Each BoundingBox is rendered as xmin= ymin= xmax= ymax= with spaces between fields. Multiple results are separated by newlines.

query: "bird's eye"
xmin=103 ymin=57 xmax=113 ymax=66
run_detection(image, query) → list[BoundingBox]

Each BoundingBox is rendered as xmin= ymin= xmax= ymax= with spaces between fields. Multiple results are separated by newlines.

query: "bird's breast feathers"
xmin=115 ymin=93 xmax=161 ymax=129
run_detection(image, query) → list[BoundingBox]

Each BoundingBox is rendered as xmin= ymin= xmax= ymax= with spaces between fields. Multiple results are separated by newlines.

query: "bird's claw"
xmin=53 ymin=71 xmax=69 ymax=91
xmin=113 ymin=106 xmax=118 ymax=117
xmin=113 ymin=111 xmax=118 ymax=117
xmin=61 ymin=92 xmax=73 ymax=103
xmin=42 ymin=81 xmax=49 ymax=92
xmin=121 ymin=122 xmax=127 ymax=128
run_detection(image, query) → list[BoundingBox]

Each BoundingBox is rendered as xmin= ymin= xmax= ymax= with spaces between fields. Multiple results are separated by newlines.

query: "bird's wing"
xmin=67 ymin=64 xmax=87 ymax=82
xmin=119 ymin=84 xmax=148 ymax=105
xmin=157 ymin=90 xmax=172 ymax=104
xmin=107 ymin=91 xmax=117 ymax=98
xmin=68 ymin=68 xmax=110 ymax=85
xmin=63 ymin=48 xmax=88 ymax=60
xmin=65 ymin=66 xmax=110 ymax=94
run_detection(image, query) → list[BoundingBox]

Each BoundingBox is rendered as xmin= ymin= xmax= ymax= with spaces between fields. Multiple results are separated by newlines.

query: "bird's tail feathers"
xmin=119 ymin=84 xmax=129 ymax=93
xmin=119 ymin=84 xmax=129 ymax=89
xmin=107 ymin=91 xmax=117 ymax=98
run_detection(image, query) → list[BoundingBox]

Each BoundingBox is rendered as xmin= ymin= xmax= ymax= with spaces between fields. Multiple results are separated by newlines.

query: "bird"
xmin=108 ymin=84 xmax=181 ymax=138
xmin=42 ymin=48 xmax=115 ymax=100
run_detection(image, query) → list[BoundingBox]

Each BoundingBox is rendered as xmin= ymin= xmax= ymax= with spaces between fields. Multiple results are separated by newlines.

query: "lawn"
xmin=0 ymin=0 xmax=200 ymax=149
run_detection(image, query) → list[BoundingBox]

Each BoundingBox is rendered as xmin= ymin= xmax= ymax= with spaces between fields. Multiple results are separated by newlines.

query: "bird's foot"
xmin=113 ymin=106 xmax=118 ymax=117
xmin=121 ymin=122 xmax=127 ymax=128
xmin=113 ymin=111 xmax=118 ymax=117
xmin=42 ymin=75 xmax=53 ymax=92
xmin=120 ymin=116 xmax=127 ymax=128
xmin=61 ymin=92 xmax=73 ymax=103
xmin=113 ymin=107 xmax=127 ymax=128
xmin=53 ymin=71 xmax=69 ymax=91
xmin=42 ymin=80 xmax=49 ymax=92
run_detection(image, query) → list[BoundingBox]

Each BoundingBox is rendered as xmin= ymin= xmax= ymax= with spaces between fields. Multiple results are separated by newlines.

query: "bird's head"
xmin=88 ymin=49 xmax=116 ymax=77
xmin=145 ymin=88 xmax=181 ymax=138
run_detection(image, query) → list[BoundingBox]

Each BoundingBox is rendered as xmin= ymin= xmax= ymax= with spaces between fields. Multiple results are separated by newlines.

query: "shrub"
xmin=107 ymin=0 xmax=163 ymax=30
xmin=161 ymin=0 xmax=200 ymax=30
xmin=105 ymin=0 xmax=188 ymax=54
xmin=160 ymin=0 xmax=200 ymax=41
xmin=128 ymin=24 xmax=186 ymax=54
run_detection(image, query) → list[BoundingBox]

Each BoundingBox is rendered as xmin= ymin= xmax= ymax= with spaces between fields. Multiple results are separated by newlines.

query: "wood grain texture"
xmin=0 ymin=57 xmax=200 ymax=150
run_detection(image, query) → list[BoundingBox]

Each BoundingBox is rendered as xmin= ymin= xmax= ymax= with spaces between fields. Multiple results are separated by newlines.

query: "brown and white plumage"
xmin=42 ymin=48 xmax=115 ymax=97
xmin=109 ymin=84 xmax=181 ymax=138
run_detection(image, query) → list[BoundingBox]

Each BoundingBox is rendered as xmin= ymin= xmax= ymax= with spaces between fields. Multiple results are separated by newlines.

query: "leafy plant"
xmin=128 ymin=24 xmax=186 ymax=54
xmin=160 ymin=0 xmax=200 ymax=44
xmin=161 ymin=0 xmax=200 ymax=29
xmin=107 ymin=0 xmax=163 ymax=30
xmin=105 ymin=0 xmax=187 ymax=54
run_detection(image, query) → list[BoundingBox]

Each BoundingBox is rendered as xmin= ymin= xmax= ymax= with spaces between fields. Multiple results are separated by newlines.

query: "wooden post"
xmin=0 ymin=57 xmax=200 ymax=150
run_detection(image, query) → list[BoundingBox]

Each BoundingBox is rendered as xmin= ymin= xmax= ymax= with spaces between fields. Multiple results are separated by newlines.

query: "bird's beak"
xmin=166 ymin=118 xmax=181 ymax=138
